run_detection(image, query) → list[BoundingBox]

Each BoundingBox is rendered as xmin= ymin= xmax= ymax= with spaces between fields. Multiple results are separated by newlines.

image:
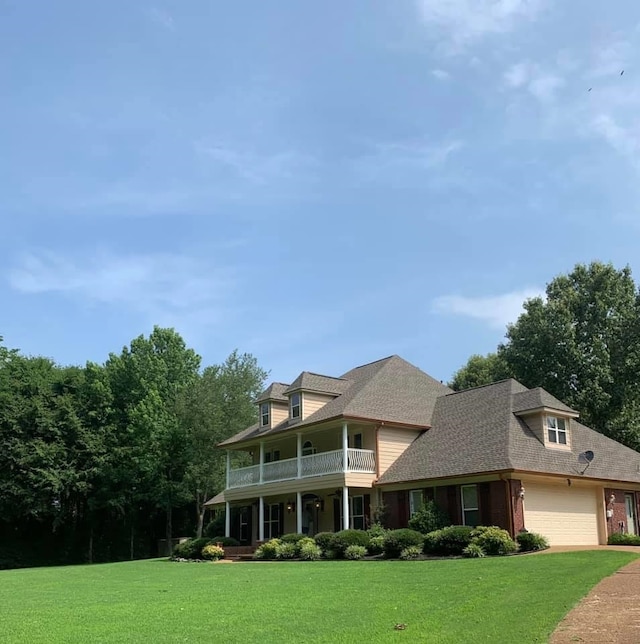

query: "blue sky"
xmin=2 ymin=1 xmax=640 ymax=384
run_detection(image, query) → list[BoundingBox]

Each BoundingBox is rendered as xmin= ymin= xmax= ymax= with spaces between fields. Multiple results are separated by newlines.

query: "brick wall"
xmin=510 ymin=479 xmax=525 ymax=534
xmin=488 ymin=480 xmax=509 ymax=531
xmin=604 ymin=488 xmax=639 ymax=537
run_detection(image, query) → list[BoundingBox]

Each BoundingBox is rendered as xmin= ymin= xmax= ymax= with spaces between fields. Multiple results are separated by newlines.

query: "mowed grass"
xmin=1 ymin=551 xmax=637 ymax=644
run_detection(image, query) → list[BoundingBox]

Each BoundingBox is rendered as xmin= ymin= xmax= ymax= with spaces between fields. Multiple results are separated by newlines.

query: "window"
xmin=264 ymin=450 xmax=280 ymax=463
xmin=290 ymin=393 xmax=301 ymax=419
xmin=264 ymin=504 xmax=281 ymax=539
xmin=409 ymin=490 xmax=424 ymax=517
xmin=260 ymin=403 xmax=269 ymax=427
xmin=461 ymin=485 xmax=479 ymax=526
xmin=302 ymin=440 xmax=315 ymax=456
xmin=547 ymin=416 xmax=567 ymax=445
xmin=350 ymin=433 xmax=363 ymax=449
xmin=351 ymin=495 xmax=365 ymax=530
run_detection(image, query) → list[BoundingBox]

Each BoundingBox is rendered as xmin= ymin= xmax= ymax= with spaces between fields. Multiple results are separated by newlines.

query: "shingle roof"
xmin=283 ymin=372 xmax=350 ymax=396
xmin=219 ymin=355 xmax=452 ymax=447
xmin=512 ymin=388 xmax=578 ymax=415
xmin=255 ymin=382 xmax=289 ymax=404
xmin=378 ymin=379 xmax=640 ymax=486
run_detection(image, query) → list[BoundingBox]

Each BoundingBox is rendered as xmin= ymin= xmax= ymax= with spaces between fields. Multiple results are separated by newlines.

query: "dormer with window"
xmin=255 ymin=382 xmax=290 ymax=430
xmin=512 ymin=388 xmax=579 ymax=451
xmin=290 ymin=392 xmax=301 ymax=420
xmin=260 ymin=402 xmax=270 ymax=428
xmin=283 ymin=372 xmax=349 ymax=421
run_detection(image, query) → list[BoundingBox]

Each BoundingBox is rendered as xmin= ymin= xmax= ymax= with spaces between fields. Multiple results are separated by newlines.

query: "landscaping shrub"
xmin=344 ymin=545 xmax=367 ymax=560
xmin=280 ymin=533 xmax=307 ymax=544
xmin=275 ymin=543 xmax=297 ymax=559
xmin=172 ymin=537 xmax=210 ymax=559
xmin=314 ymin=532 xmax=335 ymax=553
xmin=208 ymin=536 xmax=240 ymax=547
xmin=383 ymin=529 xmax=424 ymax=558
xmin=608 ymin=533 xmax=640 ymax=546
xmin=367 ymin=535 xmax=385 ymax=556
xmin=367 ymin=522 xmax=387 ymax=539
xmin=462 ymin=543 xmax=485 ymax=558
xmin=424 ymin=526 xmax=474 ymax=556
xmin=470 ymin=526 xmax=517 ymax=556
xmin=203 ymin=514 xmax=225 ymax=538
xmin=323 ymin=549 xmax=338 ymax=560
xmin=201 ymin=544 xmax=225 ymax=561
xmin=400 ymin=546 xmax=422 ymax=560
xmin=253 ymin=538 xmax=281 ymax=560
xmin=408 ymin=500 xmax=450 ymax=535
xmin=298 ymin=540 xmax=322 ymax=561
xmin=516 ymin=531 xmax=549 ymax=552
xmin=331 ymin=530 xmax=370 ymax=557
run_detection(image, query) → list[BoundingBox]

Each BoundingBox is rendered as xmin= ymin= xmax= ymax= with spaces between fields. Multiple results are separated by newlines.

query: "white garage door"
xmin=524 ymin=484 xmax=600 ymax=546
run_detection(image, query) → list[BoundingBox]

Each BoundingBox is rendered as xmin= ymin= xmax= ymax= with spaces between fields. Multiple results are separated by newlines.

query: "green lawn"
xmin=1 ymin=551 xmax=637 ymax=643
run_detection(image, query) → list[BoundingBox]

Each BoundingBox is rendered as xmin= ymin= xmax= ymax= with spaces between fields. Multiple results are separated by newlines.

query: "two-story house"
xmin=206 ymin=355 xmax=640 ymax=546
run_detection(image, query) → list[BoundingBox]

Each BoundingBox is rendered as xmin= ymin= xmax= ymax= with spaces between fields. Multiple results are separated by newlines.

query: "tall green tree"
xmin=450 ymin=353 xmax=510 ymax=391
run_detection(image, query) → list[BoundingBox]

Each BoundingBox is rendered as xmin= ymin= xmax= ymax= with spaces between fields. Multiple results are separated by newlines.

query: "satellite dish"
xmin=578 ymin=450 xmax=595 ymax=465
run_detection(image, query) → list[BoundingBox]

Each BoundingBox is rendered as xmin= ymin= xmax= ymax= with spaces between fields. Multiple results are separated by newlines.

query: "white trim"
xmin=225 ymin=501 xmax=230 ymax=537
xmin=290 ymin=392 xmax=301 ymax=419
xmin=296 ymin=491 xmax=303 ymax=534
xmin=342 ymin=486 xmax=350 ymax=530
xmin=258 ymin=497 xmax=264 ymax=541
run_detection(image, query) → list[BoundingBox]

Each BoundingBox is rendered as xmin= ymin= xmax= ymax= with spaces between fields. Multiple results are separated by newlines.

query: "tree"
xmin=449 ymin=353 xmax=510 ymax=391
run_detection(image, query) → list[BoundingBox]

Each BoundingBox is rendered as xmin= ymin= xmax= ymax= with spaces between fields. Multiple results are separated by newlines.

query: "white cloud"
xmin=503 ymin=61 xmax=565 ymax=103
xmin=8 ymin=251 xmax=235 ymax=322
xmin=431 ymin=69 xmax=451 ymax=80
xmin=146 ymin=7 xmax=175 ymax=30
xmin=432 ymin=288 xmax=544 ymax=329
xmin=353 ymin=139 xmax=463 ymax=181
xmin=418 ymin=0 xmax=544 ymax=47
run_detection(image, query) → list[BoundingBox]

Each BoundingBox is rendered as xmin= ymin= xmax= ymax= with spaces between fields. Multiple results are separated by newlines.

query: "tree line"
xmin=0 ymin=327 xmax=266 ymax=568
xmin=451 ymin=262 xmax=640 ymax=452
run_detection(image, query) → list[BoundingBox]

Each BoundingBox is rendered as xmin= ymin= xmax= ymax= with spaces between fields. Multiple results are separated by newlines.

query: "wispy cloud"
xmin=431 ymin=69 xmax=451 ymax=81
xmin=146 ymin=7 xmax=175 ymax=30
xmin=418 ymin=0 xmax=544 ymax=48
xmin=432 ymin=288 xmax=544 ymax=329
xmin=353 ymin=139 xmax=463 ymax=182
xmin=503 ymin=61 xmax=565 ymax=103
xmin=8 ymin=251 xmax=235 ymax=323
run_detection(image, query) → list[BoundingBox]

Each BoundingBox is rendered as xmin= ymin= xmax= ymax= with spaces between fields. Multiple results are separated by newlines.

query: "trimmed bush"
xmin=331 ymin=530 xmax=370 ymax=558
xmin=344 ymin=545 xmax=367 ymax=560
xmin=323 ymin=549 xmax=338 ymax=560
xmin=201 ymin=544 xmax=225 ymax=561
xmin=608 ymin=532 xmax=640 ymax=546
xmin=203 ymin=514 xmax=225 ymax=538
xmin=470 ymin=526 xmax=517 ymax=556
xmin=314 ymin=532 xmax=335 ymax=553
xmin=424 ymin=526 xmax=474 ymax=556
xmin=383 ymin=529 xmax=424 ymax=559
xmin=208 ymin=536 xmax=240 ymax=547
xmin=253 ymin=538 xmax=281 ymax=560
xmin=298 ymin=540 xmax=322 ymax=561
xmin=400 ymin=545 xmax=422 ymax=560
xmin=275 ymin=542 xmax=297 ymax=559
xmin=280 ymin=533 xmax=307 ymax=544
xmin=172 ymin=537 xmax=210 ymax=559
xmin=367 ymin=523 xmax=388 ymax=539
xmin=367 ymin=535 xmax=385 ymax=556
xmin=408 ymin=500 xmax=450 ymax=535
xmin=516 ymin=531 xmax=549 ymax=552
xmin=463 ymin=543 xmax=485 ymax=558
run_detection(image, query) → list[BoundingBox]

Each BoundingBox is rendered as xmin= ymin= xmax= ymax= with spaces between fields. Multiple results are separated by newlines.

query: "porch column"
xmin=225 ymin=501 xmax=230 ymax=537
xmin=225 ymin=451 xmax=230 ymax=489
xmin=342 ymin=486 xmax=350 ymax=530
xmin=259 ymin=441 xmax=265 ymax=484
xmin=296 ymin=433 xmax=302 ymax=478
xmin=342 ymin=422 xmax=349 ymax=473
xmin=258 ymin=496 xmax=264 ymax=542
xmin=296 ymin=491 xmax=302 ymax=534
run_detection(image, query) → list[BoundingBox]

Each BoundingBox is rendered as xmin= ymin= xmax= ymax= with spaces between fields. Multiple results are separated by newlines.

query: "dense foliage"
xmin=607 ymin=533 xmax=640 ymax=546
xmin=330 ymin=529 xmax=371 ymax=557
xmin=0 ymin=330 xmax=266 ymax=568
xmin=408 ymin=500 xmax=450 ymax=534
xmin=382 ymin=529 xmax=424 ymax=558
xmin=450 ymin=262 xmax=640 ymax=450
xmin=423 ymin=526 xmax=475 ymax=556
xmin=516 ymin=531 xmax=549 ymax=552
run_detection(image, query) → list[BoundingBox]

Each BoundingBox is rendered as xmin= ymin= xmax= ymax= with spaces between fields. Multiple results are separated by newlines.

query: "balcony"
xmin=227 ymin=448 xmax=376 ymax=489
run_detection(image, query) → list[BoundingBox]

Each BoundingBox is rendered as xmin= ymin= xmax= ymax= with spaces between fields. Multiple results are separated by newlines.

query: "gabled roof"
xmin=219 ymin=355 xmax=452 ymax=447
xmin=283 ymin=372 xmax=350 ymax=396
xmin=512 ymin=388 xmax=578 ymax=415
xmin=378 ymin=379 xmax=640 ymax=486
xmin=255 ymin=382 xmax=289 ymax=404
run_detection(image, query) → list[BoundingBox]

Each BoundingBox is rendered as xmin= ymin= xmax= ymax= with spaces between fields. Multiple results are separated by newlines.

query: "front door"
xmin=625 ymin=494 xmax=637 ymax=535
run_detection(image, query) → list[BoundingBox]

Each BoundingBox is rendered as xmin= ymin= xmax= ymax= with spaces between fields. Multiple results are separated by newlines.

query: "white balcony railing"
xmin=227 ymin=448 xmax=376 ymax=489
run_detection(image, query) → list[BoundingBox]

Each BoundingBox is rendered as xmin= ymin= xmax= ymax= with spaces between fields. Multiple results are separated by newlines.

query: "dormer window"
xmin=290 ymin=392 xmax=301 ymax=419
xmin=547 ymin=416 xmax=567 ymax=445
xmin=260 ymin=403 xmax=270 ymax=427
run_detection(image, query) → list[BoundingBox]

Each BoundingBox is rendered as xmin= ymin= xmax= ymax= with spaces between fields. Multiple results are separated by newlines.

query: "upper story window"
xmin=260 ymin=403 xmax=270 ymax=427
xmin=290 ymin=392 xmax=301 ymax=419
xmin=547 ymin=416 xmax=567 ymax=445
xmin=302 ymin=440 xmax=315 ymax=456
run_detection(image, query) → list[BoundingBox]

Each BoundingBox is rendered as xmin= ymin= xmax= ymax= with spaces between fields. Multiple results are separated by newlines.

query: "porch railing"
xmin=227 ymin=448 xmax=376 ymax=489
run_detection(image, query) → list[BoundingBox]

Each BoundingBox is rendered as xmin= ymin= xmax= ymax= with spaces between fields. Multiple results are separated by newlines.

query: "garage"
xmin=523 ymin=483 xmax=600 ymax=545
